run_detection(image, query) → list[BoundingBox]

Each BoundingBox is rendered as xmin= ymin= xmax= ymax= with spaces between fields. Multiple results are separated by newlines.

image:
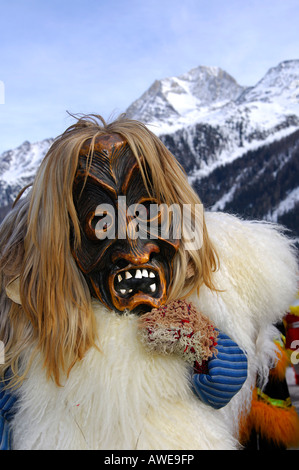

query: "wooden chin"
xmin=110 ymin=288 xmax=167 ymax=313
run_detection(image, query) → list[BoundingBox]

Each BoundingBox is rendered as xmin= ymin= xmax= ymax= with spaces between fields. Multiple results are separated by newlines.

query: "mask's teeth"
xmin=115 ymin=268 xmax=158 ymax=297
xmin=135 ymin=269 xmax=142 ymax=279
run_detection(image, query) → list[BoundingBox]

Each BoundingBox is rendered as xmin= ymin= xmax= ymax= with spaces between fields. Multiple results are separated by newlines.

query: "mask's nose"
xmin=111 ymin=241 xmax=160 ymax=267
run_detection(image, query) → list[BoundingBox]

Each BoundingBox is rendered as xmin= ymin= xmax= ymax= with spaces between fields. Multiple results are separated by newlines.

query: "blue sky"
xmin=0 ymin=0 xmax=298 ymax=153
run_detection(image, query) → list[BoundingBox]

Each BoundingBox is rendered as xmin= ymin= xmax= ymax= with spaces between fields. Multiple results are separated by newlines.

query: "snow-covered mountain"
xmin=0 ymin=60 xmax=298 ymax=239
xmin=126 ymin=66 xmax=245 ymax=127
xmin=126 ymin=60 xmax=299 ymax=239
xmin=0 ymin=138 xmax=53 ymax=212
xmin=127 ymin=60 xmax=299 ymax=178
xmin=0 ymin=139 xmax=53 ymax=206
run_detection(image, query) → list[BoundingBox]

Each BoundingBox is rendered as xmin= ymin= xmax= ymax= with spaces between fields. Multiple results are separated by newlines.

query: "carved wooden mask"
xmin=72 ymin=134 xmax=180 ymax=314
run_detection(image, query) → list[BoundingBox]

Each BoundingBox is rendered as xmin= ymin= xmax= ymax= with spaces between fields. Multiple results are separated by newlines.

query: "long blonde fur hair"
xmin=0 ymin=114 xmax=218 ymax=386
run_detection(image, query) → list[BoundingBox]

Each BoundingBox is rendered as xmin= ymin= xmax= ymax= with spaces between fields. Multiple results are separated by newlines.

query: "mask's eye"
xmin=137 ymin=199 xmax=181 ymax=241
xmin=127 ymin=198 xmax=169 ymax=240
xmin=133 ymin=198 xmax=165 ymax=224
xmin=85 ymin=205 xmax=115 ymax=241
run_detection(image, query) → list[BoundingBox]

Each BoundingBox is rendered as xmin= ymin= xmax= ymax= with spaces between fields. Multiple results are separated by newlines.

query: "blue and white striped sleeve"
xmin=191 ymin=331 xmax=248 ymax=409
xmin=0 ymin=375 xmax=18 ymax=450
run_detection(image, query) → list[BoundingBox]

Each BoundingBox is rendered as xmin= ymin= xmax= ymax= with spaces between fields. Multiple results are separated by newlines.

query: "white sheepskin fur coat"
xmin=10 ymin=212 xmax=298 ymax=450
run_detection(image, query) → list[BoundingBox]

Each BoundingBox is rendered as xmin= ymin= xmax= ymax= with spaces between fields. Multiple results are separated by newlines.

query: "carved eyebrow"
xmin=121 ymin=161 xmax=142 ymax=194
xmin=89 ymin=174 xmax=118 ymax=200
xmin=77 ymin=171 xmax=118 ymax=200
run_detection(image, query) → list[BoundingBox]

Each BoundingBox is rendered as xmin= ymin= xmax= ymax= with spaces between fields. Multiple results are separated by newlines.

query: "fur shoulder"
xmin=189 ymin=212 xmax=299 ymax=422
xmin=196 ymin=212 xmax=298 ymax=342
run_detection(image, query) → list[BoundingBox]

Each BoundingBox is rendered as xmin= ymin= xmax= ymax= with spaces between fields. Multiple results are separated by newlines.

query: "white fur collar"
xmin=11 ymin=303 xmax=238 ymax=449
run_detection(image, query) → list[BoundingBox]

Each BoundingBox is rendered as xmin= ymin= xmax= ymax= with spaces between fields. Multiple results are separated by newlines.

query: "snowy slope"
xmin=126 ymin=65 xmax=245 ymax=134
xmin=0 ymin=138 xmax=53 ymax=207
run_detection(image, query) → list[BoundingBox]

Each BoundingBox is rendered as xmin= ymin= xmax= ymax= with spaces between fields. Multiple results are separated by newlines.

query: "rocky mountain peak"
xmin=237 ymin=59 xmax=299 ymax=104
xmin=126 ymin=65 xmax=246 ymax=125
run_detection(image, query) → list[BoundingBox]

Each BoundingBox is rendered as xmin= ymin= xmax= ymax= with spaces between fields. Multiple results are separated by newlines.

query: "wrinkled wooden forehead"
xmin=76 ymin=133 xmax=147 ymax=196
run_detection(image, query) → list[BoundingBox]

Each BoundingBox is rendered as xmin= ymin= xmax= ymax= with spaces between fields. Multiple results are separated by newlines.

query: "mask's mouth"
xmin=109 ymin=264 xmax=167 ymax=313
xmin=114 ymin=266 xmax=159 ymax=296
